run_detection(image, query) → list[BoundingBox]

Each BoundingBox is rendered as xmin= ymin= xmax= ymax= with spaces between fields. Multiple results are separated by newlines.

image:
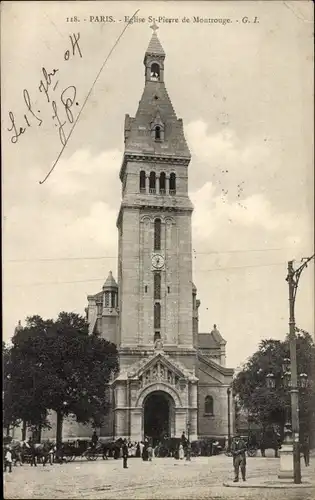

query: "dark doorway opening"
xmin=144 ymin=391 xmax=171 ymax=446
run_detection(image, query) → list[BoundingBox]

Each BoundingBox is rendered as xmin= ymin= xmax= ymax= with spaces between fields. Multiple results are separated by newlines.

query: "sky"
xmin=2 ymin=1 xmax=314 ymax=369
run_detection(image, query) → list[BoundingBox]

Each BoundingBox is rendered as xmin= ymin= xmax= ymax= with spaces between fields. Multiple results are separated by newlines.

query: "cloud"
xmin=185 ymin=120 xmax=270 ymax=178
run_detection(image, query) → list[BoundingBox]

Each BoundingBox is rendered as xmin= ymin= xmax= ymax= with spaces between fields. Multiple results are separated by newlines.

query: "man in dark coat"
xmin=122 ymin=439 xmax=128 ymax=469
xmin=91 ymin=431 xmax=98 ymax=449
xmin=230 ymin=435 xmax=247 ymax=482
xmin=301 ymin=435 xmax=310 ymax=467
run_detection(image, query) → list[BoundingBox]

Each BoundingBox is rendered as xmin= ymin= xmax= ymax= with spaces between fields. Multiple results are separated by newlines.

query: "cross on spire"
xmin=150 ymin=21 xmax=159 ymax=34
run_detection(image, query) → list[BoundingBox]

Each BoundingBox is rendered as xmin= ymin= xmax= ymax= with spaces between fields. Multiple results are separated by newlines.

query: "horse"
xmin=25 ymin=442 xmax=53 ymax=466
xmin=8 ymin=441 xmax=24 ymax=466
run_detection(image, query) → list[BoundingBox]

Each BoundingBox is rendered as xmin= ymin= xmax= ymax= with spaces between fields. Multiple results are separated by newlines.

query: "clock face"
xmin=151 ymin=254 xmax=165 ymax=269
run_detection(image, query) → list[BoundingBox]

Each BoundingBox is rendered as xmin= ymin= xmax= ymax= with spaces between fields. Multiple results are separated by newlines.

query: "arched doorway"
xmin=143 ymin=391 xmax=174 ymax=445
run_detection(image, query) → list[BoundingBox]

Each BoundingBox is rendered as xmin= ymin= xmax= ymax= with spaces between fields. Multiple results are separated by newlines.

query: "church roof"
xmin=198 ymin=325 xmax=226 ymax=348
xmin=103 ymin=271 xmax=118 ymax=289
xmin=145 ymin=33 xmax=165 ymax=57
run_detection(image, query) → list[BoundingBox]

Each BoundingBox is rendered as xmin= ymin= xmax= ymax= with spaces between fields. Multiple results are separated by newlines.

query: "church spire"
xmin=120 ymin=25 xmax=191 ymax=179
xmin=144 ymin=24 xmax=165 ymax=83
xmin=145 ymin=22 xmax=165 ymax=58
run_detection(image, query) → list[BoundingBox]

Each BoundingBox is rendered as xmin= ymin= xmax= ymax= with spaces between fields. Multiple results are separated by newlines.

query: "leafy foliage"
xmin=4 ymin=312 xmax=119 ymax=442
xmin=232 ymin=333 xmax=314 ymax=435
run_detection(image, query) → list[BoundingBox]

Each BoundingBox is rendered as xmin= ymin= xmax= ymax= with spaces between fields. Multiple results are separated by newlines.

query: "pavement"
xmin=4 ymin=454 xmax=315 ymax=499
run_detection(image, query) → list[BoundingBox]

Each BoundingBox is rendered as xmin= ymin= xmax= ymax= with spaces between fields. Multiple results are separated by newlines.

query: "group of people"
xmin=4 ymin=430 xmax=311 ymax=481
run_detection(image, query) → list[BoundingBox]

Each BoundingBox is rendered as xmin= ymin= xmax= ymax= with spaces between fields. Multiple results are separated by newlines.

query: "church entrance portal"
xmin=143 ymin=391 xmax=174 ymax=446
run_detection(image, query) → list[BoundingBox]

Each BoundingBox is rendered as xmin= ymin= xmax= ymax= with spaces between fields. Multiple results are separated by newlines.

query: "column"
xmin=190 ymin=383 xmax=198 ymax=407
xmin=156 ymin=175 xmax=160 ymax=195
xmin=146 ymin=174 xmax=149 ymax=194
xmin=165 ymin=175 xmax=170 ymax=195
xmin=175 ymin=409 xmax=187 ymax=437
xmin=189 ymin=410 xmax=198 ymax=441
xmin=130 ymin=409 xmax=142 ymax=441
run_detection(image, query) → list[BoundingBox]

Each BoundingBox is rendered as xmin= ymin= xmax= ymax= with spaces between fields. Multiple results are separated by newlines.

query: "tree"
xmin=9 ymin=312 xmax=119 ymax=447
xmin=5 ymin=318 xmax=53 ymax=440
xmin=232 ymin=333 xmax=313 ymax=437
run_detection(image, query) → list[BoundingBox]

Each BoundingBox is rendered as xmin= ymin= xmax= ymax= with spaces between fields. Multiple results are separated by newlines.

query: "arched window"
xmin=154 ymin=218 xmax=161 ymax=250
xmin=110 ymin=291 xmax=116 ymax=308
xmin=154 ymin=302 xmax=161 ymax=329
xmin=205 ymin=396 xmax=214 ymax=415
xmin=104 ymin=292 xmax=110 ymax=308
xmin=140 ymin=170 xmax=146 ymax=193
xmin=154 ymin=273 xmax=161 ymax=300
xmin=170 ymin=172 xmax=176 ymax=194
xmin=149 ymin=171 xmax=156 ymax=193
xmin=154 ymin=331 xmax=161 ymax=342
xmin=150 ymin=63 xmax=160 ymax=81
xmin=155 ymin=126 xmax=161 ymax=140
xmin=160 ymin=172 xmax=166 ymax=194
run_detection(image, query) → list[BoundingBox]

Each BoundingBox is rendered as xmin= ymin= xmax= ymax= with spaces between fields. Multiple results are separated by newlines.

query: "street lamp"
xmin=266 ymin=363 xmax=308 ymax=480
xmin=227 ymin=387 xmax=231 ymax=451
xmin=286 ymin=255 xmax=314 ymax=483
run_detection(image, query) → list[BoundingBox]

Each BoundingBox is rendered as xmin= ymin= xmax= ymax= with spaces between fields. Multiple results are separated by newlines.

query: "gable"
xmin=198 ymin=364 xmax=224 ymax=384
xmin=116 ymin=351 xmax=198 ymax=383
xmin=197 ymin=353 xmax=234 ymax=385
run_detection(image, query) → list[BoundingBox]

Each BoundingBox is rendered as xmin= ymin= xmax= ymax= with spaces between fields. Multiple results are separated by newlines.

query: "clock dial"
xmin=151 ymin=254 xmax=165 ymax=269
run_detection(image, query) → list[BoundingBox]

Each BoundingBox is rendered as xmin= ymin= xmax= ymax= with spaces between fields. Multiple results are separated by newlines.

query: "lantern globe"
xmin=282 ymin=358 xmax=291 ymax=373
xmin=299 ymin=372 xmax=308 ymax=389
xmin=283 ymin=370 xmax=291 ymax=389
xmin=266 ymin=372 xmax=275 ymax=389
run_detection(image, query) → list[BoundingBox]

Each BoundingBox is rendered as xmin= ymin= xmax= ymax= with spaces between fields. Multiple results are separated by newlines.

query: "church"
xmin=85 ymin=27 xmax=234 ymax=443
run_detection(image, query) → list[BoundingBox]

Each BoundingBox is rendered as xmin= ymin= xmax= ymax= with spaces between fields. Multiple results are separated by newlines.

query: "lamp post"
xmin=266 ymin=365 xmax=308 ymax=482
xmin=286 ymin=256 xmax=314 ymax=483
xmin=227 ymin=387 xmax=231 ymax=451
xmin=187 ymin=420 xmax=191 ymax=442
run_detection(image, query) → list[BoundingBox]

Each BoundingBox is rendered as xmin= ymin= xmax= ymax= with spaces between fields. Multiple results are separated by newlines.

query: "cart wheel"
xmin=89 ymin=454 xmax=98 ymax=461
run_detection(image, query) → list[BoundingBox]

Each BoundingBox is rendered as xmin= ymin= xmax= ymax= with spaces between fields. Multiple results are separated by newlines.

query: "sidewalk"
xmin=223 ymin=471 xmax=315 ymax=489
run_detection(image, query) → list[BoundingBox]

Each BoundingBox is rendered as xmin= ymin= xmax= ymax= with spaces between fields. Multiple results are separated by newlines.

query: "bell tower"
xmin=117 ymin=25 xmax=194 ymax=366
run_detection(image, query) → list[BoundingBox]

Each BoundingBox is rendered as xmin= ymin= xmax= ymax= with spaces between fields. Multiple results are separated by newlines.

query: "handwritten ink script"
xmin=7 ymin=33 xmax=82 ymax=146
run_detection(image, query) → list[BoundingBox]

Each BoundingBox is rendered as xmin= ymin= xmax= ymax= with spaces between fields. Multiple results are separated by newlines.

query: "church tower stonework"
xmin=86 ymin=27 xmax=234 ymax=444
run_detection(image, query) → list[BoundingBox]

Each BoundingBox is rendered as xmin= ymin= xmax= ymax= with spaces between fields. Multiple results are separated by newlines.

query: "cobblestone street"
xmin=4 ymin=455 xmax=315 ymax=499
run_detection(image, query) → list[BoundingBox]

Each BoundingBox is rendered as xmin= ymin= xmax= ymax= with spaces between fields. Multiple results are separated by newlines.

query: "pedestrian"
xmin=122 ymin=439 xmax=128 ymax=469
xmin=302 ymin=435 xmax=310 ymax=467
xmin=147 ymin=442 xmax=153 ymax=461
xmin=91 ymin=431 xmax=98 ymax=449
xmin=48 ymin=443 xmax=55 ymax=465
xmin=4 ymin=446 xmax=13 ymax=473
xmin=230 ymin=434 xmax=247 ymax=482
xmin=179 ymin=443 xmax=184 ymax=460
